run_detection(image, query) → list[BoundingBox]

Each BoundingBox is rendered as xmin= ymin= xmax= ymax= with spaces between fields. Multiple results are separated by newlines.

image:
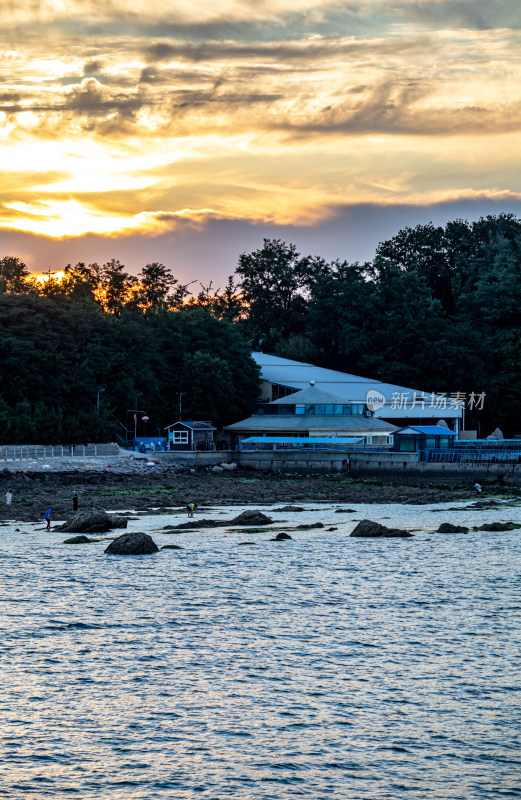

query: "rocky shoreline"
xmin=0 ymin=464 xmax=513 ymax=523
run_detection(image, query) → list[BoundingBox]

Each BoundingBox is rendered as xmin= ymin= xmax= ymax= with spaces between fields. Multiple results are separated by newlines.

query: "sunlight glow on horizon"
xmin=33 ymin=270 xmax=65 ymax=282
xmin=0 ymin=2 xmax=520 ymax=246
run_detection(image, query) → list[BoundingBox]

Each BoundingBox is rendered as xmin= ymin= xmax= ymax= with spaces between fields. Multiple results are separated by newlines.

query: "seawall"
xmin=348 ymin=451 xmax=521 ymax=483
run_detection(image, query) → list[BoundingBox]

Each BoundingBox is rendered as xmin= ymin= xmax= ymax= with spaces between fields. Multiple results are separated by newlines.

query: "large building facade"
xmin=251 ymin=352 xmax=464 ymax=431
xmin=226 ymin=384 xmax=396 ymax=445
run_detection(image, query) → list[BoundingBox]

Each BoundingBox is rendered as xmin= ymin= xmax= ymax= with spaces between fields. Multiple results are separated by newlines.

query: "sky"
xmin=1 ymin=1 xmax=520 ymax=287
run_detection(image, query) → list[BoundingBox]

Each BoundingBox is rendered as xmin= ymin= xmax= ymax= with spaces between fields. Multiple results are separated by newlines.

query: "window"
xmin=171 ymin=431 xmax=189 ymax=443
xmin=272 ymin=384 xmax=298 ymax=400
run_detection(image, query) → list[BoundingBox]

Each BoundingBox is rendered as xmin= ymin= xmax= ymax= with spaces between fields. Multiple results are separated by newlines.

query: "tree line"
xmin=0 ymin=212 xmax=520 ymax=443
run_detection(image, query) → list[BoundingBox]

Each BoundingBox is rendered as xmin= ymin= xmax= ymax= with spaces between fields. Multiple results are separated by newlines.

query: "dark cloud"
xmin=172 ymin=91 xmax=281 ymax=110
xmin=266 ymin=80 xmax=521 ymax=138
xmin=0 ymin=78 xmax=147 ymax=122
xmin=66 ymin=77 xmax=108 ymax=109
xmin=144 ymin=35 xmax=432 ymax=65
xmin=139 ymin=66 xmax=159 ymax=84
xmin=83 ymin=59 xmax=104 ymax=76
xmin=2 ymin=62 xmax=520 ymax=141
xmin=0 ymin=91 xmax=21 ymax=103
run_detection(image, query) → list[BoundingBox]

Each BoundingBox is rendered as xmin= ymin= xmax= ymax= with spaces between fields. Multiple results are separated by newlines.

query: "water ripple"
xmin=0 ymin=501 xmax=520 ymax=799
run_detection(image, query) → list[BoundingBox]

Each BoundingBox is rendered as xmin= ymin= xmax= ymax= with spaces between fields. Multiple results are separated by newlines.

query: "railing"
xmin=0 ymin=444 xmax=120 ymax=461
xmin=421 ymin=449 xmax=521 ymax=464
xmin=240 ymin=443 xmax=389 ymax=452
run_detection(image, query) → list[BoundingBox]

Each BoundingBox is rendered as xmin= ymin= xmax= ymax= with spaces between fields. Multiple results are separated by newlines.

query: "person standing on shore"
xmin=187 ymin=502 xmax=195 ymax=517
xmin=44 ymin=508 xmax=52 ymax=530
xmin=474 ymin=482 xmax=482 ymax=495
xmin=73 ymin=494 xmax=79 ymax=512
xmin=5 ymin=490 xmax=12 ymax=505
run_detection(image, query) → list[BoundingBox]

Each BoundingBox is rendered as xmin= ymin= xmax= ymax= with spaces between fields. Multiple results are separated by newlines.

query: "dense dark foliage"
xmin=1 ymin=213 xmax=520 ymax=442
xmin=0 ymin=283 xmax=259 ymax=444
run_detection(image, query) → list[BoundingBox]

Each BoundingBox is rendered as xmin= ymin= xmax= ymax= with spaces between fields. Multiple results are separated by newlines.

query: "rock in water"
xmin=270 ymin=532 xmax=293 ymax=541
xmin=56 ymin=510 xmax=128 ymax=534
xmin=173 ymin=518 xmax=222 ymax=529
xmin=172 ymin=510 xmax=274 ymax=530
xmin=105 ymin=532 xmax=159 ymax=555
xmin=473 ymin=521 xmax=521 ymax=531
xmin=437 ymin=522 xmax=469 ymax=533
xmin=109 ymin=516 xmax=129 ymax=529
xmin=229 ymin=510 xmax=274 ymax=526
xmin=63 ymin=535 xmax=92 ymax=544
xmin=350 ymin=519 xmax=413 ymax=538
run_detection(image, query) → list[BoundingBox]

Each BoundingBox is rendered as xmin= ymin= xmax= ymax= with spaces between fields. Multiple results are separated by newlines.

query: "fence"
xmin=422 ymin=448 xmax=521 ymax=464
xmin=0 ymin=444 xmax=120 ymax=461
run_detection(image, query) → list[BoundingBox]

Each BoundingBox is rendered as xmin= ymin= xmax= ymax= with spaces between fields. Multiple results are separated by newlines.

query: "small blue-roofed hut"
xmin=393 ymin=425 xmax=457 ymax=454
xmin=164 ymin=420 xmax=216 ymax=451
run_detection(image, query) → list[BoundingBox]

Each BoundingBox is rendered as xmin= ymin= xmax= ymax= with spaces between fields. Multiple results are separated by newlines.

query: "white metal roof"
xmin=271 ymin=385 xmax=347 ymax=405
xmin=253 ymin=352 xmax=462 ymax=420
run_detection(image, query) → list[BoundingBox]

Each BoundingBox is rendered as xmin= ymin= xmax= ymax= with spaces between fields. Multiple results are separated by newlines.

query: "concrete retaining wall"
xmin=153 ymin=451 xmax=234 ymax=467
xmin=155 ymin=450 xmax=350 ymax=471
xmin=349 ymin=451 xmax=521 ymax=481
xmin=154 ymin=447 xmax=521 ymax=480
xmin=236 ymin=450 xmax=349 ymax=472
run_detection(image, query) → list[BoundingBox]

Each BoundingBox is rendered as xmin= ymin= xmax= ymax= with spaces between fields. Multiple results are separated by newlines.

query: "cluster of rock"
xmin=55 ymin=503 xmax=521 ymax=555
xmin=105 ymin=533 xmax=159 ymax=555
xmin=0 ymin=456 xmax=172 ymax=474
xmin=473 ymin=521 xmax=521 ymax=531
xmin=436 ymin=520 xmax=520 ymax=533
xmin=350 ymin=519 xmax=413 ymax=538
xmin=102 ymin=527 xmax=296 ymax=552
xmin=55 ymin=510 xmax=128 ymax=533
xmin=437 ymin=522 xmax=469 ymax=533
xmin=172 ymin=510 xmax=274 ymax=530
xmin=211 ymin=463 xmax=238 ymax=473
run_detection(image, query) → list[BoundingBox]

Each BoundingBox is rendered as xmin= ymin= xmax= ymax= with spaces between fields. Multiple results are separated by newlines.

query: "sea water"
xmin=0 ymin=500 xmax=520 ymax=799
